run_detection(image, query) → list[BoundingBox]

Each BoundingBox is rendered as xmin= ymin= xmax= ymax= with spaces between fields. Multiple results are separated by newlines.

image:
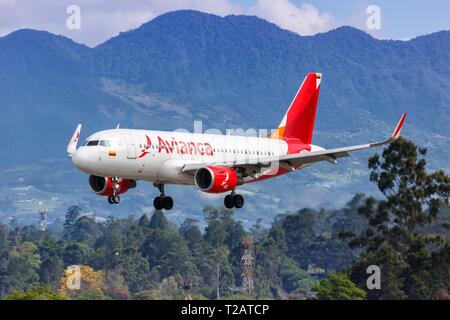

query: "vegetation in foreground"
xmin=0 ymin=138 xmax=448 ymax=300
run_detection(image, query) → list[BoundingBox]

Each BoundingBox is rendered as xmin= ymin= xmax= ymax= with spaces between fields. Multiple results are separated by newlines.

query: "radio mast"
xmin=38 ymin=201 xmax=47 ymax=241
xmin=241 ymin=236 xmax=255 ymax=298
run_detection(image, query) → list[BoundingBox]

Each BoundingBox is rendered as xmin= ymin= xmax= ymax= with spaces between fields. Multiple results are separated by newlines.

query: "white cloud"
xmin=249 ymin=0 xmax=339 ymax=35
xmin=0 ymin=0 xmax=338 ymax=46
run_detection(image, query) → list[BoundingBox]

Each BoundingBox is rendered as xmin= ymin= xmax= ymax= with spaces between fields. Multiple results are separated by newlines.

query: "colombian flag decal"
xmin=108 ymin=150 xmax=117 ymax=157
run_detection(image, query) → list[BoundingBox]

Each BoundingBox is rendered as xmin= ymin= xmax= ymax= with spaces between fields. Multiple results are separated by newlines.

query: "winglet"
xmin=67 ymin=124 xmax=82 ymax=156
xmin=391 ymin=112 xmax=406 ymax=140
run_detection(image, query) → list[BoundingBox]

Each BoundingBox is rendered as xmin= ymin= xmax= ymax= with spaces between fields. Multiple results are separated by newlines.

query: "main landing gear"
xmin=153 ymin=183 xmax=173 ymax=211
xmin=224 ymin=191 xmax=244 ymax=209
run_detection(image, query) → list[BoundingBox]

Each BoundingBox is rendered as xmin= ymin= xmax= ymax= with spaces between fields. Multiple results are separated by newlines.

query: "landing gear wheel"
xmin=224 ymin=195 xmax=234 ymax=209
xmin=162 ymin=197 xmax=173 ymax=210
xmin=152 ymin=183 xmax=174 ymax=210
xmin=233 ymin=194 xmax=244 ymax=208
xmin=153 ymin=196 xmax=163 ymax=210
xmin=224 ymin=193 xmax=244 ymax=209
xmin=112 ymin=195 xmax=120 ymax=204
xmin=108 ymin=196 xmax=114 ymax=204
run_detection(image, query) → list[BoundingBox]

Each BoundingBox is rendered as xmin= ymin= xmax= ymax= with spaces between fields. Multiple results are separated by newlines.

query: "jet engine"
xmin=194 ymin=166 xmax=239 ymax=193
xmin=88 ymin=175 xmax=136 ymax=196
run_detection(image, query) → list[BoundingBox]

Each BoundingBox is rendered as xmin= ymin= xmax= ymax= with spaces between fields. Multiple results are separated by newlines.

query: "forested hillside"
xmin=0 ymin=203 xmax=361 ymax=299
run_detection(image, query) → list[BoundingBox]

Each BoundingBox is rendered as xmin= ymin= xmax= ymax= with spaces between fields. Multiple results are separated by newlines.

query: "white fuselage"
xmin=72 ymin=128 xmax=323 ymax=185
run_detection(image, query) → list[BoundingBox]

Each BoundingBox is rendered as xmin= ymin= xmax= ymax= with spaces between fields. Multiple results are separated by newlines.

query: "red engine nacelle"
xmin=88 ymin=175 xmax=137 ymax=196
xmin=194 ymin=166 xmax=239 ymax=193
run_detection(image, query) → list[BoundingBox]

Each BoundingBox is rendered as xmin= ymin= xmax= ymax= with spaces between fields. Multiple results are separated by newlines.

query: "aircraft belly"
xmin=155 ymin=159 xmax=194 ymax=185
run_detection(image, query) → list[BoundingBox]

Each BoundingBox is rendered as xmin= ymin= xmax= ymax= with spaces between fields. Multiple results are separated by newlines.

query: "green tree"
xmin=313 ymin=272 xmax=367 ymax=300
xmin=149 ymin=211 xmax=169 ymax=230
xmin=94 ymin=218 xmax=124 ymax=269
xmin=38 ymin=238 xmax=65 ymax=289
xmin=5 ymin=284 xmax=65 ymax=300
xmin=180 ymin=218 xmax=203 ymax=249
xmin=120 ymin=249 xmax=153 ymax=293
xmin=0 ymin=224 xmax=9 ymax=247
xmin=253 ymin=233 xmax=284 ymax=298
xmin=0 ymin=248 xmax=15 ymax=299
xmin=275 ymin=208 xmax=355 ymax=272
xmin=8 ymin=242 xmax=42 ymax=290
xmin=141 ymin=212 xmax=199 ymax=287
xmin=63 ymin=206 xmax=81 ymax=240
xmin=138 ymin=214 xmax=150 ymax=228
xmin=280 ymin=257 xmax=315 ymax=293
xmin=204 ymin=207 xmax=226 ymax=247
xmin=252 ymin=224 xmax=317 ymax=299
xmin=345 ymin=138 xmax=450 ymax=299
xmin=63 ymin=242 xmax=92 ymax=266
xmin=71 ymin=216 xmax=101 ymax=244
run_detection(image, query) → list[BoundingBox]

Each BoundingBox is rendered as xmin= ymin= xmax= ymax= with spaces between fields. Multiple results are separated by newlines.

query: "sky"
xmin=0 ymin=0 xmax=449 ymax=46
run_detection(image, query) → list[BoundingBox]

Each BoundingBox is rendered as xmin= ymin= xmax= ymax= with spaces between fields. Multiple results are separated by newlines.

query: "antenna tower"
xmin=241 ymin=236 xmax=255 ymax=298
xmin=38 ymin=201 xmax=47 ymax=241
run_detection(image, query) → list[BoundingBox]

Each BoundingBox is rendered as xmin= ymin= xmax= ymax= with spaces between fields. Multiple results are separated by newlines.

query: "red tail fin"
xmin=271 ymin=73 xmax=321 ymax=144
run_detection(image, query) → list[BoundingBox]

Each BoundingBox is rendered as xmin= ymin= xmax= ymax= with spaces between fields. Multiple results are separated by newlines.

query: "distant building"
xmin=307 ymin=264 xmax=326 ymax=275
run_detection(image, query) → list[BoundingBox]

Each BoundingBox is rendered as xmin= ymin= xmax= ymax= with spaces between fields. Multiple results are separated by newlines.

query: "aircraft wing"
xmin=181 ymin=113 xmax=406 ymax=175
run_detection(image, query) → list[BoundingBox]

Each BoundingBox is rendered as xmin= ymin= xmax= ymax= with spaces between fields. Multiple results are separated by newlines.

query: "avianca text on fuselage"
xmin=155 ymin=136 xmax=214 ymax=157
xmin=67 ymin=72 xmax=406 ymax=211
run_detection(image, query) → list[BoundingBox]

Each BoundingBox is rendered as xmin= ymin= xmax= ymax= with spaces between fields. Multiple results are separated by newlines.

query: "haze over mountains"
xmin=0 ymin=10 xmax=449 ymax=225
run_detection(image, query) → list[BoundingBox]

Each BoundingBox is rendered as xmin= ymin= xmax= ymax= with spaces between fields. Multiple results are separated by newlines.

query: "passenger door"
xmin=122 ymin=133 xmax=137 ymax=159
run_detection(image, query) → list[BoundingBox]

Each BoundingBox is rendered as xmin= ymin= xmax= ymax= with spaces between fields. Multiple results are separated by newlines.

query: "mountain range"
xmin=0 ymin=10 xmax=449 ymax=226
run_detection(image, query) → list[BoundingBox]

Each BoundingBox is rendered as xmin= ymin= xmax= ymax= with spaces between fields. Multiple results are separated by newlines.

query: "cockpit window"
xmin=86 ymin=140 xmax=100 ymax=146
xmin=83 ymin=139 xmax=112 ymax=147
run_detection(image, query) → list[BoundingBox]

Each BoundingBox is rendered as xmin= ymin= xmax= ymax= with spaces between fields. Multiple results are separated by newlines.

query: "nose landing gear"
xmin=108 ymin=195 xmax=120 ymax=204
xmin=224 ymin=191 xmax=244 ymax=209
xmin=153 ymin=183 xmax=173 ymax=210
xmin=108 ymin=177 xmax=121 ymax=205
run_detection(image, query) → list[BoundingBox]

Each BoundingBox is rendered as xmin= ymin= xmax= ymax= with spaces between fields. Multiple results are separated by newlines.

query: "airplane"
xmin=67 ymin=73 xmax=406 ymax=211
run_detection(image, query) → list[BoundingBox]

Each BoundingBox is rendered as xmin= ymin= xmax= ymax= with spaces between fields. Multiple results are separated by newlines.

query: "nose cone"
xmin=72 ymin=148 xmax=93 ymax=172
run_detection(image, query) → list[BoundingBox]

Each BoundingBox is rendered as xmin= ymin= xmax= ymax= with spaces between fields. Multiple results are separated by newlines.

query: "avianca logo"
xmin=138 ymin=135 xmax=152 ymax=158
xmin=73 ymin=132 xmax=80 ymax=143
xmin=220 ymin=172 xmax=230 ymax=189
xmin=158 ymin=136 xmax=214 ymax=156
